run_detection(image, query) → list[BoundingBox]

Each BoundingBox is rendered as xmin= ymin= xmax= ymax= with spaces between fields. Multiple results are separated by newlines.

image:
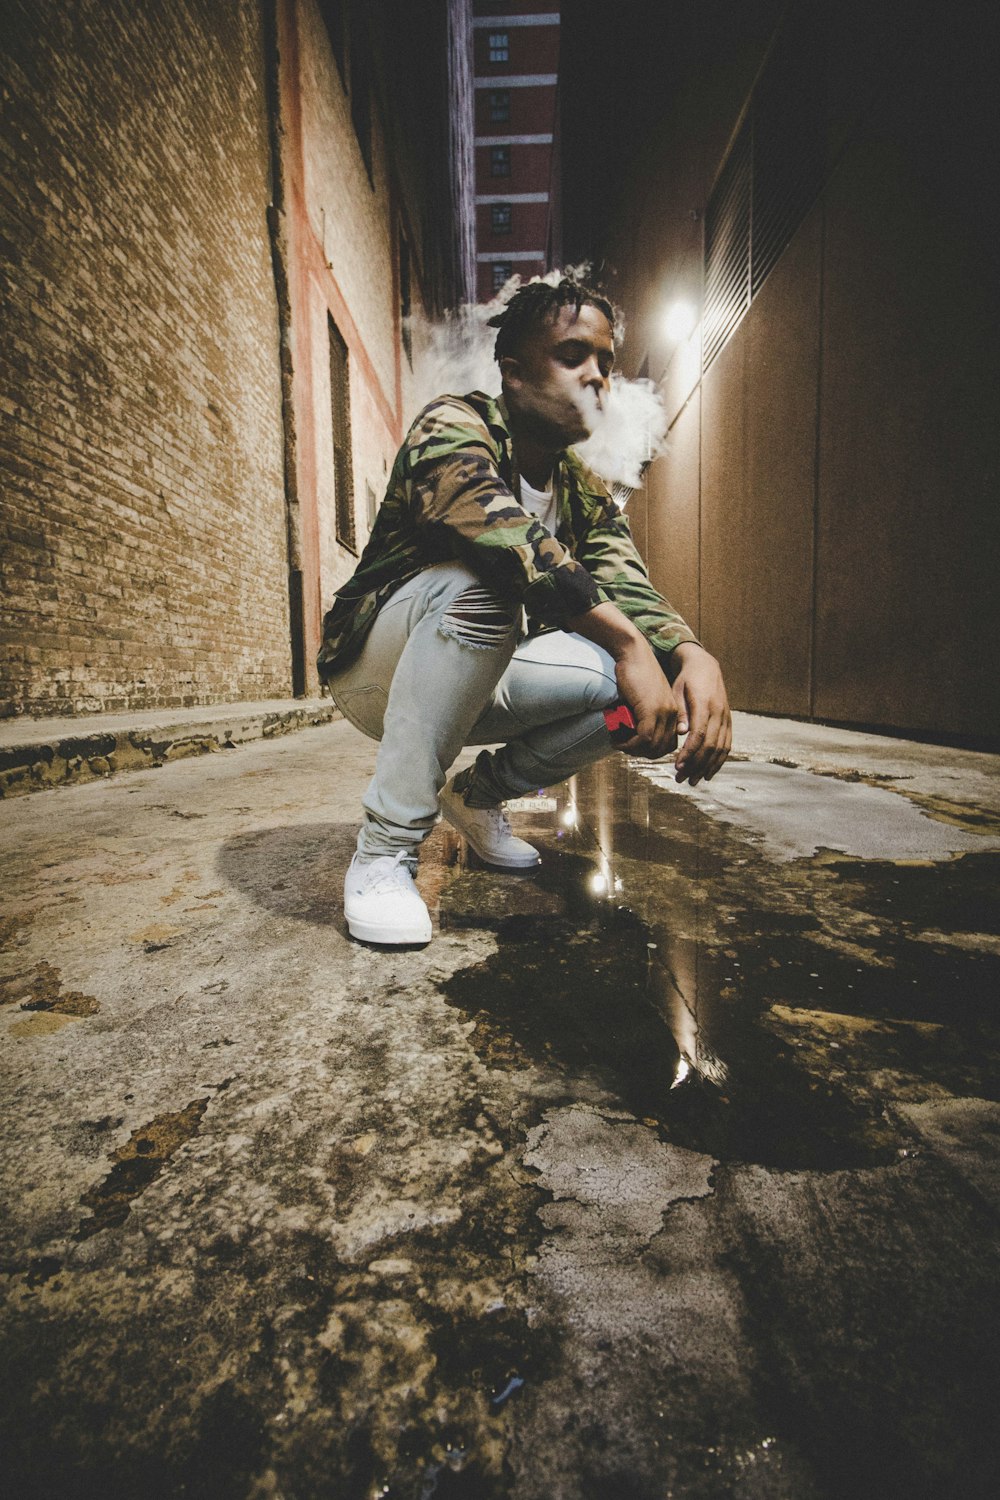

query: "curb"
xmin=0 ymin=701 xmax=341 ymax=798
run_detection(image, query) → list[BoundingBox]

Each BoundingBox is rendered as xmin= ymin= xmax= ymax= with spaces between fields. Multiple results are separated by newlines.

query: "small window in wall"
xmin=349 ymin=0 xmax=373 ymax=182
xmin=316 ymin=0 xmax=346 ymax=80
xmin=489 ymin=89 xmax=510 ymax=123
xmin=399 ymin=229 xmax=412 ymax=366
xmin=366 ymin=481 xmax=378 ymax=531
xmin=491 ymin=203 xmax=512 ymax=234
xmin=490 ymin=145 xmax=510 ymax=177
xmin=492 ymin=261 xmax=513 ymax=292
xmin=489 ymin=32 xmax=509 ymax=63
xmin=329 ymin=315 xmax=356 ymax=553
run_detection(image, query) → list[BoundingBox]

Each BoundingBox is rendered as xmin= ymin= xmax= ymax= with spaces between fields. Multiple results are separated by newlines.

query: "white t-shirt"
xmin=519 ymin=474 xmax=557 ymax=536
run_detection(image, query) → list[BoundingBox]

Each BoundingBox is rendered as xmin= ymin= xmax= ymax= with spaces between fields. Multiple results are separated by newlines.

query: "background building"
xmin=563 ymin=0 xmax=1000 ymax=741
xmin=471 ymin=2 xmax=562 ymax=301
xmin=0 ymin=0 xmax=474 ymax=718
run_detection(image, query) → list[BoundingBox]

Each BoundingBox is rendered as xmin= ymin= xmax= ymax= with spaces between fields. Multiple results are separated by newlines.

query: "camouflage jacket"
xmin=316 ymin=391 xmax=698 ymax=680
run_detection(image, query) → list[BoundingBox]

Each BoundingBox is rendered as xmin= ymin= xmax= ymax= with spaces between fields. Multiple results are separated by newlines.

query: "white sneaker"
xmin=439 ymin=781 xmax=541 ymax=869
xmin=343 ymin=852 xmax=432 ymax=944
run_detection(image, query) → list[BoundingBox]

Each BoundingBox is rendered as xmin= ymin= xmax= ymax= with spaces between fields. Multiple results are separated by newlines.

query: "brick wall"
xmin=0 ymin=0 xmax=292 ymax=718
xmin=475 ymin=142 xmax=552 ymax=193
xmin=475 ymin=85 xmax=556 ymax=136
xmin=476 ymin=200 xmax=550 ymax=248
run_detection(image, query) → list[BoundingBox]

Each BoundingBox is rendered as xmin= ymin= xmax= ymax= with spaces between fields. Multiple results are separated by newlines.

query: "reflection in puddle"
xmin=427 ymin=755 xmax=1000 ymax=1171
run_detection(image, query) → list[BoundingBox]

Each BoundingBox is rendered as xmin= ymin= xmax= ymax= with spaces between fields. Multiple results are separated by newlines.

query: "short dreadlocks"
xmin=487 ymin=277 xmax=617 ymax=363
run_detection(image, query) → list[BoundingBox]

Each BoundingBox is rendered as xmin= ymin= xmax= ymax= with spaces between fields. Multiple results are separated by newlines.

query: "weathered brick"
xmin=1 ymin=0 xmax=291 ymax=717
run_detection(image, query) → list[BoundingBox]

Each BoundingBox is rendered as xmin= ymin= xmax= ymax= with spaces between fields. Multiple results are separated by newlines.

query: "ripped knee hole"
xmin=440 ymin=584 xmax=516 ymax=647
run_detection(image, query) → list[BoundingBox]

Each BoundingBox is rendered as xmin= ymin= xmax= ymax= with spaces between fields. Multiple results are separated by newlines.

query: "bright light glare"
xmin=663 ymin=300 xmax=698 ymax=344
xmin=590 ymin=873 xmax=608 ymax=895
xmin=562 ymin=807 xmax=577 ymax=827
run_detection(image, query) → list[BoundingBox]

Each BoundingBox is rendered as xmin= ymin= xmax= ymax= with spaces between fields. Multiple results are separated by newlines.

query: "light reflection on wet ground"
xmin=4 ymin=726 xmax=999 ymax=1499
xmin=421 ymin=754 xmax=1000 ymax=1171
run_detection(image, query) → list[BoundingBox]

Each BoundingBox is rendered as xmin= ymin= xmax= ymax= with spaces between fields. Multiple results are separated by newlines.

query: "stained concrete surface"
xmin=1 ymin=715 xmax=999 ymax=1499
xmin=0 ymin=698 xmax=339 ymax=798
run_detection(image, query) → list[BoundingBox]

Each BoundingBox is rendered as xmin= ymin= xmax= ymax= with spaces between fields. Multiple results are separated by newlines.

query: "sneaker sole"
xmin=346 ymin=912 xmax=432 ymax=945
xmin=439 ymin=802 xmax=541 ymax=868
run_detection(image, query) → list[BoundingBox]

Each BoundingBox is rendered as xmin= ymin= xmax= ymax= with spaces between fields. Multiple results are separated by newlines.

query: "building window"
xmin=489 ymin=90 xmax=510 ymax=123
xmin=491 ymin=203 xmax=512 ymax=234
xmin=492 ymin=261 xmax=513 ymax=292
xmin=366 ymin=481 xmax=378 ymax=531
xmin=328 ymin=315 xmax=356 ymax=553
xmin=490 ymin=145 xmax=510 ymax=177
xmin=488 ymin=32 xmax=509 ymax=63
xmin=350 ymin=0 xmax=373 ymax=183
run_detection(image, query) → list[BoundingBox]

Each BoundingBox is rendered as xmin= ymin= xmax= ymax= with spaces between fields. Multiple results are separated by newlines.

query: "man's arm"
xmin=567 ymin=601 xmax=680 ymax=760
xmin=664 ymin=641 xmax=732 ymax=785
xmin=569 ymin=472 xmax=732 ymax=783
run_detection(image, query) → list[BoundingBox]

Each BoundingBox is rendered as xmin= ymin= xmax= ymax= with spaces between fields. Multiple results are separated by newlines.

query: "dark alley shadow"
xmin=216 ymin=821 xmax=358 ymax=928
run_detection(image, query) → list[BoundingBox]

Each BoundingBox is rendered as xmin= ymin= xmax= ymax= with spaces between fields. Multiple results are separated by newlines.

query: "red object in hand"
xmin=603 ymin=702 xmax=636 ymax=745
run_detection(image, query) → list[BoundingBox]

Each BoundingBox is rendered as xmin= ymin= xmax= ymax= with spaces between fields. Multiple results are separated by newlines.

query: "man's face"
xmin=501 ymin=302 xmax=615 ymax=448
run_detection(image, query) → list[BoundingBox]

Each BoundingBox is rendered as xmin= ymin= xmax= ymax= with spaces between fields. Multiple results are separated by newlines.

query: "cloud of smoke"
xmin=404 ymin=271 xmax=667 ymax=500
xmin=575 ymin=376 xmax=667 ymax=491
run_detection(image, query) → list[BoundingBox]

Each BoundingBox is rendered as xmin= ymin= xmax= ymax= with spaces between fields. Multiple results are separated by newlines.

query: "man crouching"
xmin=318 ymin=278 xmax=731 ymax=944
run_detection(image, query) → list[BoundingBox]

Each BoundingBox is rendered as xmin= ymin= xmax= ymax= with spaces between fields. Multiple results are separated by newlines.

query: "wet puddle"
xmin=429 ymin=756 xmax=1000 ymax=1171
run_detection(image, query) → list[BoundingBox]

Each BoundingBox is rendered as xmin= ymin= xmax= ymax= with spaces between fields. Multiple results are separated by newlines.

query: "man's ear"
xmin=499 ymin=354 xmax=522 ymax=390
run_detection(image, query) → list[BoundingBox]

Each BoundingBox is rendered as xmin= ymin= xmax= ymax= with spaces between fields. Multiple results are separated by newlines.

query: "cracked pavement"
xmin=1 ymin=714 xmax=999 ymax=1498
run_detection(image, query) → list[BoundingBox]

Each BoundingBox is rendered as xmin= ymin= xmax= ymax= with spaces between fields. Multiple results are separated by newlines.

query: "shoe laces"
xmin=360 ymin=851 xmax=418 ymax=894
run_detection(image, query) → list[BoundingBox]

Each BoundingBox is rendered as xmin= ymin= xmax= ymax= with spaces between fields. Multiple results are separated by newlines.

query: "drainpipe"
xmin=261 ymin=0 xmax=306 ymax=697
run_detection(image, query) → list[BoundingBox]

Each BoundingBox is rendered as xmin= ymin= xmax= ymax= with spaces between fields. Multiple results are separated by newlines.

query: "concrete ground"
xmin=1 ymin=712 xmax=999 ymax=1499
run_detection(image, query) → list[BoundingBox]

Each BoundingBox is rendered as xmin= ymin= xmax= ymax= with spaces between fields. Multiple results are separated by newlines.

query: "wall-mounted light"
xmin=662 ymin=299 xmax=698 ymax=344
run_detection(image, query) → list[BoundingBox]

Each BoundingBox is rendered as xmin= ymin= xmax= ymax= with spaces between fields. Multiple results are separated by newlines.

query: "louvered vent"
xmin=702 ymin=122 xmax=751 ymax=370
xmin=751 ymin=18 xmax=825 ymax=296
xmin=702 ymin=12 xmax=826 ymax=371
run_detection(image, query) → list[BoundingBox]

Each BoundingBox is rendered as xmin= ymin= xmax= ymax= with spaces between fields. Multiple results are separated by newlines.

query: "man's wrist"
xmin=664 ymin=640 xmax=709 ymax=680
xmin=567 ymin=602 xmax=646 ymax=662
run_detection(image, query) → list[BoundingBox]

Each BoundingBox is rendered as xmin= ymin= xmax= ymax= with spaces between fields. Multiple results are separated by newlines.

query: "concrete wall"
xmin=602 ymin=0 xmax=1000 ymax=740
xmin=0 ymin=0 xmax=292 ymax=718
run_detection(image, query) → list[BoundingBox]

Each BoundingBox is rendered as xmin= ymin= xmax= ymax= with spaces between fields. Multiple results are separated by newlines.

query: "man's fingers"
xmin=702 ymin=714 xmax=733 ymax=781
xmin=622 ymin=703 xmax=676 ymax=758
xmin=679 ymin=706 xmax=726 ymax=785
xmin=675 ymin=698 xmax=710 ymax=780
xmin=682 ymin=729 xmax=714 ymax=785
xmin=674 ymin=678 xmax=690 ymax=735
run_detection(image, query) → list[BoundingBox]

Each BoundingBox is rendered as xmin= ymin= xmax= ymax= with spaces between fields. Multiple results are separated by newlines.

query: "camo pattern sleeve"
xmin=316 ymin=393 xmax=608 ymax=680
xmin=404 ymin=397 xmax=605 ymax=625
xmin=563 ymin=451 xmax=700 ymax=665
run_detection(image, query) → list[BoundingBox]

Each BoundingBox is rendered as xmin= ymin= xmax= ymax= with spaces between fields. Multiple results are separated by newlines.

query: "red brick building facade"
xmin=471 ymin=4 xmax=562 ymax=301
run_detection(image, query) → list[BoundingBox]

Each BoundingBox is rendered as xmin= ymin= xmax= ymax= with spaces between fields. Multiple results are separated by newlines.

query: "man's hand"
xmin=614 ymin=638 xmax=680 ymax=759
xmin=668 ymin=643 xmax=731 ymax=785
xmin=567 ymin=602 xmax=680 ymax=760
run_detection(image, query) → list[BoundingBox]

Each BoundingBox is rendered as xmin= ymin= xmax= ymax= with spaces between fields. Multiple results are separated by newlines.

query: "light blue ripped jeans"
xmin=326 ymin=561 xmax=620 ymax=860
